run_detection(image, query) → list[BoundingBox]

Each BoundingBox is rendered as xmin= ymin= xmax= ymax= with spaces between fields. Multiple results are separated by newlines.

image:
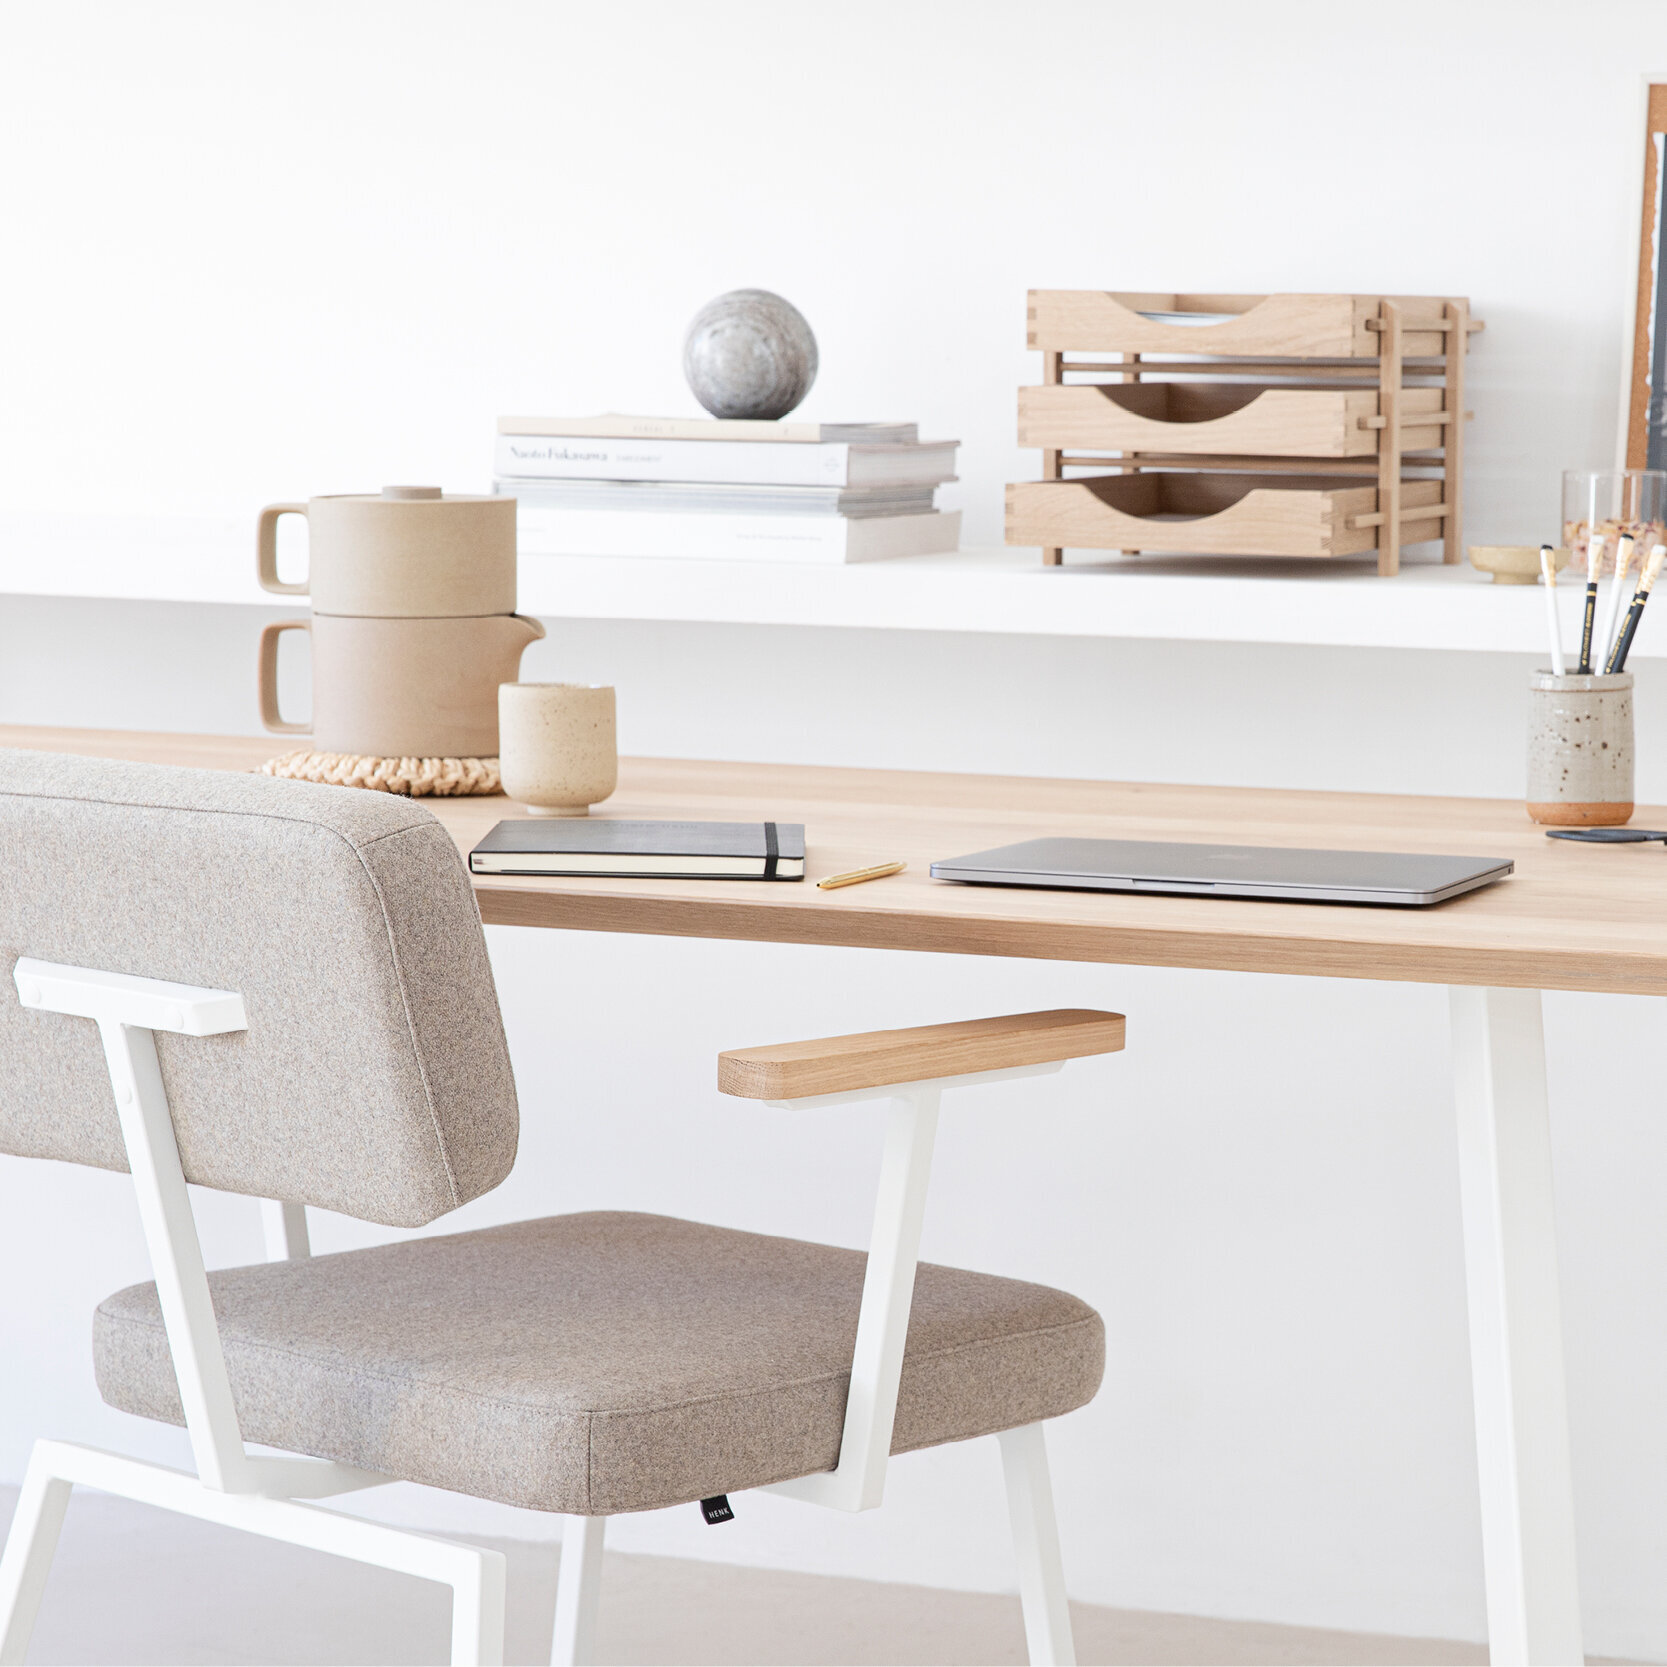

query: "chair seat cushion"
xmin=94 ymin=1211 xmax=1103 ymax=1515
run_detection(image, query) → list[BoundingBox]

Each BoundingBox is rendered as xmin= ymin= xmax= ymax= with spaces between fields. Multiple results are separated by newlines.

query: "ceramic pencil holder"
xmin=1526 ymin=671 xmax=1634 ymax=826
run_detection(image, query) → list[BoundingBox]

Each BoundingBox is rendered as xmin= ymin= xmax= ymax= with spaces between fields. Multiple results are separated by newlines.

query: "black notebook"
xmin=468 ymin=819 xmax=806 ymax=880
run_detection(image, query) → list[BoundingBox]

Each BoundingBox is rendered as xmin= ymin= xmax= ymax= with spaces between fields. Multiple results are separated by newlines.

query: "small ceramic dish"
xmin=1468 ymin=545 xmax=1571 ymax=585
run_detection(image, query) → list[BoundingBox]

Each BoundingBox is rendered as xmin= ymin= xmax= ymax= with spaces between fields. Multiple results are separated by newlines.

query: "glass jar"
xmin=1561 ymin=469 xmax=1667 ymax=576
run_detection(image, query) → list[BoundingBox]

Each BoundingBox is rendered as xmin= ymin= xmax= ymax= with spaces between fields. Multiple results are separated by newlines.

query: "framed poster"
xmin=1624 ymin=82 xmax=1667 ymax=467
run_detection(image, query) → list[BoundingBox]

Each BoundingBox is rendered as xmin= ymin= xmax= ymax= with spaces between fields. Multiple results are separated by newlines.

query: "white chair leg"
xmin=550 ymin=1514 xmax=606 ymax=1667
xmin=998 ymin=1423 xmax=1076 ymax=1667
xmin=260 ymin=1198 xmax=312 ymax=1261
xmin=3 ymin=1441 xmax=502 ymax=1667
xmin=0 ymin=1449 xmax=74 ymax=1666
xmin=450 ymin=1544 xmax=508 ymax=1667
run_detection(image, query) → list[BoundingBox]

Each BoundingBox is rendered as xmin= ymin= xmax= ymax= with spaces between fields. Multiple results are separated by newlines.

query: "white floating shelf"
xmin=0 ymin=512 xmax=1647 ymax=659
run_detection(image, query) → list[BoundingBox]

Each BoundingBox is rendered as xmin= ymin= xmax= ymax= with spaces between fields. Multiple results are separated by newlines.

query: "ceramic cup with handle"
xmin=256 ymin=487 xmax=517 ymax=618
xmin=259 ymin=614 xmax=546 ymax=757
xmin=498 ymin=683 xmax=618 ymax=815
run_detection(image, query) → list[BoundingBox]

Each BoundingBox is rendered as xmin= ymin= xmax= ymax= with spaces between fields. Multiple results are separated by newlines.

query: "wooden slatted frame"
xmin=1040 ymin=346 xmax=1063 ymax=566
xmin=1013 ymin=291 xmax=1475 ymax=574
xmin=1377 ymin=300 xmax=1405 ymax=576
xmin=1444 ymin=298 xmax=1469 ymax=565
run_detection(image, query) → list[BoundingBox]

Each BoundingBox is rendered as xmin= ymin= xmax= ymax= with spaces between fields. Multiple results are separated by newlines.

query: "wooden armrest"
xmin=718 ymin=1008 xmax=1125 ymax=1101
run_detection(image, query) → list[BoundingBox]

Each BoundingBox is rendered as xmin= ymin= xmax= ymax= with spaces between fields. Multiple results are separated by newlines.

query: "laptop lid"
xmin=928 ymin=837 xmax=1514 ymax=907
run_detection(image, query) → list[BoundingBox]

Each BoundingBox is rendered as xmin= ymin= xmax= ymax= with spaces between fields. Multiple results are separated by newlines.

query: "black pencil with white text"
xmin=1577 ymin=534 xmax=1605 ymax=673
xmin=1606 ymin=544 xmax=1667 ymax=674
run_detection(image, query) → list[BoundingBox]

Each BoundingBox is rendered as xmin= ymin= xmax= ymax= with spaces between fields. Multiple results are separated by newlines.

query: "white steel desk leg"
xmin=1449 ymin=987 xmax=1582 ymax=1666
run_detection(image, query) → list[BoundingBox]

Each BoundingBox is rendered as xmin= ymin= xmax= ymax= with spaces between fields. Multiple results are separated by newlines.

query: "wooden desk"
xmin=5 ymin=724 xmax=1623 ymax=1666
xmin=13 ymin=725 xmax=1666 ymax=995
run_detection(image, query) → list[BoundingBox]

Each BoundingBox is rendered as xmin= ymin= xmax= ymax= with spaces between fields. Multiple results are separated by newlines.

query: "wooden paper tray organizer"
xmin=1005 ymin=291 xmax=1480 ymax=575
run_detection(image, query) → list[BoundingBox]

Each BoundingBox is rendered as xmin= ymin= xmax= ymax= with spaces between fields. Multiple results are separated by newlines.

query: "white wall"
xmin=0 ymin=0 xmax=1650 ymax=541
xmin=6 ymin=2 xmax=1667 ymax=1657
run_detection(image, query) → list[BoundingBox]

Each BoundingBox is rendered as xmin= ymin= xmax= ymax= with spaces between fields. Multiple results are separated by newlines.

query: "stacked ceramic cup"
xmin=256 ymin=487 xmax=543 ymax=759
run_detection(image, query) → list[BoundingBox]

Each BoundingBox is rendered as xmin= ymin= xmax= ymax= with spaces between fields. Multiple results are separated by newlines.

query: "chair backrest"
xmin=0 ymin=749 xmax=519 ymax=1227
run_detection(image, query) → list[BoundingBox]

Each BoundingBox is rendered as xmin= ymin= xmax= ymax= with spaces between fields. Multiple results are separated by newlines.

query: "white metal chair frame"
xmin=0 ymin=958 xmax=1080 ymax=1667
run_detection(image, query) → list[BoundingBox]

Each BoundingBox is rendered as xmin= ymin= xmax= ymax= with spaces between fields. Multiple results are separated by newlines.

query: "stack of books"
xmin=494 ymin=415 xmax=960 ymax=564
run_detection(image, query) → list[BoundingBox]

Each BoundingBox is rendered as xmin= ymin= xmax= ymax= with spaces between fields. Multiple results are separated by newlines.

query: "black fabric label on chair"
xmin=699 ymin=1495 xmax=735 ymax=1525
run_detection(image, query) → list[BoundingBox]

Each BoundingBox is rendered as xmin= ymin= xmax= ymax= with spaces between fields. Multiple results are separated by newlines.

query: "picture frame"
xmin=1619 ymin=77 xmax=1667 ymax=467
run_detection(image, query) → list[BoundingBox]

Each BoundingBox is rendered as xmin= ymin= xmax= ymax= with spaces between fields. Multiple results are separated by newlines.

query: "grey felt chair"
xmin=0 ymin=750 xmax=1121 ymax=1666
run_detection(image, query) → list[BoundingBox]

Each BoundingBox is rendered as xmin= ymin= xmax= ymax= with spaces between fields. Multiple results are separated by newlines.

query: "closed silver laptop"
xmin=929 ymin=838 xmax=1513 ymax=907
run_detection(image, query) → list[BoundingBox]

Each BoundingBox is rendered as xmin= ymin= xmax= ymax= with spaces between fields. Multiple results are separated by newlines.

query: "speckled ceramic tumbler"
xmin=499 ymin=683 xmax=618 ymax=816
xmin=1526 ymin=671 xmax=1634 ymax=825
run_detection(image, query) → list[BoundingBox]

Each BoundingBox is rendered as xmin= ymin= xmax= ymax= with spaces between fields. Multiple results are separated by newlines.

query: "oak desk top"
xmin=8 ymin=725 xmax=1666 ymax=996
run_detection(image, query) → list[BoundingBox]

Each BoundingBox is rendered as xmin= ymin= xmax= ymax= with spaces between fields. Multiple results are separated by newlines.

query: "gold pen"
xmin=817 ymin=860 xmax=907 ymax=891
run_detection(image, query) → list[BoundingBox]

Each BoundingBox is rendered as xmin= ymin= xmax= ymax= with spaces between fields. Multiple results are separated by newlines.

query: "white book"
xmin=497 ymin=479 xmax=939 ymax=518
xmin=494 ymin=433 xmax=957 ymax=487
xmin=498 ymin=414 xmax=917 ymax=444
xmin=515 ymin=507 xmax=961 ymax=564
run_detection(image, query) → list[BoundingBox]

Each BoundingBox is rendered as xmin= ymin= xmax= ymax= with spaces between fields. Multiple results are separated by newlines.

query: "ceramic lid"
xmin=317 ymin=487 xmax=504 ymax=505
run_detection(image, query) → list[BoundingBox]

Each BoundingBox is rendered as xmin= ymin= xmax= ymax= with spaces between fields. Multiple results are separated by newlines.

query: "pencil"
xmin=1577 ymin=534 xmax=1604 ymax=674
xmin=1599 ymin=535 xmax=1635 ymax=674
xmin=1540 ymin=545 xmax=1566 ymax=677
xmin=817 ymin=860 xmax=906 ymax=891
xmin=1608 ymin=544 xmax=1667 ymax=674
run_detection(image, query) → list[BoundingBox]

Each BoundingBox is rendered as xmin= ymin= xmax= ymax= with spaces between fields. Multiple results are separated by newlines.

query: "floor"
xmin=1 ymin=1486 xmax=1501 ymax=1667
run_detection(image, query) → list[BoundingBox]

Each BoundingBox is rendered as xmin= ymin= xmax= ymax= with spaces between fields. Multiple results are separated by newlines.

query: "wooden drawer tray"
xmin=1006 ymin=473 xmax=1445 ymax=559
xmin=1028 ymin=292 xmax=1462 ymax=359
xmin=1017 ymin=383 xmax=1447 ymax=458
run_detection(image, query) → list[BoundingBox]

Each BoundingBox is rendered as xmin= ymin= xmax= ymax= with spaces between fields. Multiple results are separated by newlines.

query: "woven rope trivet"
xmin=261 ymin=750 xmax=502 ymax=797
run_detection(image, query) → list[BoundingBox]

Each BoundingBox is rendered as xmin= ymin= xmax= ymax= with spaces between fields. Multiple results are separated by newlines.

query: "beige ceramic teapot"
xmin=257 ymin=486 xmax=517 ymax=617
xmin=255 ymin=483 xmax=539 ymax=757
xmin=259 ymin=613 xmax=545 ymax=758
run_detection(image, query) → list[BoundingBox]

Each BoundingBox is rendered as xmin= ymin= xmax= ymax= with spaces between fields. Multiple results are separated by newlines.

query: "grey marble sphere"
xmin=683 ymin=289 xmax=818 ymax=420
